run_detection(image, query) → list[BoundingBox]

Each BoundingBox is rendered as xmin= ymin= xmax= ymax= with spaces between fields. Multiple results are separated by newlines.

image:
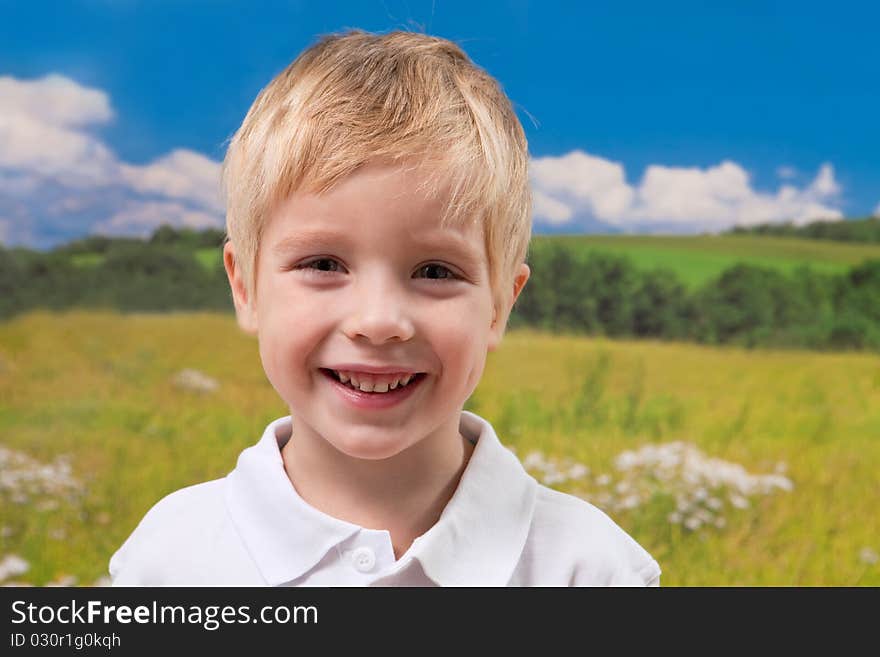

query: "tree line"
xmin=725 ymin=216 xmax=880 ymax=244
xmin=0 ymin=229 xmax=231 ymax=318
xmin=509 ymin=240 xmax=880 ymax=351
xmin=2 ymin=226 xmax=879 ymax=351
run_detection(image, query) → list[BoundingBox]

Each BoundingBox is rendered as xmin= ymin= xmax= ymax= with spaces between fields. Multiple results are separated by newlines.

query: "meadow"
xmin=556 ymin=234 xmax=880 ymax=288
xmin=1 ymin=311 xmax=878 ymax=586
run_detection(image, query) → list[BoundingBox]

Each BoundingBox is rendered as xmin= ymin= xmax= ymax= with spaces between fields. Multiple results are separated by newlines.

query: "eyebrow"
xmin=270 ymin=229 xmax=352 ymax=256
xmin=414 ymin=234 xmax=485 ymax=270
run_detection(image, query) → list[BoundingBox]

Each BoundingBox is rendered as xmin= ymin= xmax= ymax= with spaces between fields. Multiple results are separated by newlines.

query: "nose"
xmin=341 ymin=269 xmax=416 ymax=345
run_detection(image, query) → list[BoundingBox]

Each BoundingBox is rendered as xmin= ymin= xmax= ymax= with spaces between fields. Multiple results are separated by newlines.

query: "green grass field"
xmin=67 ymin=247 xmax=224 ymax=272
xmin=548 ymin=234 xmax=880 ymax=288
xmin=1 ymin=311 xmax=878 ymax=586
xmin=194 ymin=247 xmax=223 ymax=271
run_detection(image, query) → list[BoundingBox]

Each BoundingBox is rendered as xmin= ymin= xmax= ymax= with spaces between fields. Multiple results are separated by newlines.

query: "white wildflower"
xmin=0 ymin=555 xmax=30 ymax=581
xmin=542 ymin=472 xmax=567 ymax=486
xmin=0 ymin=446 xmax=82 ymax=498
xmin=683 ymin=470 xmax=700 ymax=485
xmin=599 ymin=440 xmax=794 ymax=533
xmin=761 ymin=474 xmax=794 ymax=493
xmin=615 ymin=451 xmax=638 ymax=470
xmin=859 ymin=548 xmax=879 ymax=566
xmin=618 ymin=494 xmax=641 ymax=510
xmin=523 ymin=439 xmax=792 ymax=536
xmin=655 ymin=467 xmax=675 ymax=481
xmin=730 ymin=494 xmax=750 ymax=509
xmin=522 ymin=451 xmax=546 ymax=471
xmin=172 ymin=368 xmax=219 ymax=393
xmin=695 ymin=508 xmax=713 ymax=523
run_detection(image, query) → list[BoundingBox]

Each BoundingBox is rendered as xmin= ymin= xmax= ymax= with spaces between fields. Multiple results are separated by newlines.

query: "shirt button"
xmin=351 ymin=546 xmax=376 ymax=573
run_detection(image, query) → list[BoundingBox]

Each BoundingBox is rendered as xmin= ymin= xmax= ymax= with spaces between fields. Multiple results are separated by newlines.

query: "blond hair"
xmin=221 ymin=29 xmax=531 ymax=315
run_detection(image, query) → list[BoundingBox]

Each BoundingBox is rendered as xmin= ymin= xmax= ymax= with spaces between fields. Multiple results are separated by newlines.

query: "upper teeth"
xmin=332 ymin=370 xmax=416 ymax=393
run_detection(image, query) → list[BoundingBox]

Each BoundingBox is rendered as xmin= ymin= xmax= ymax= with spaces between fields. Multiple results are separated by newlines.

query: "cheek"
xmin=431 ymin=306 xmax=491 ymax=387
xmin=257 ymin=331 xmax=297 ymax=402
xmin=256 ymin=293 xmax=329 ymax=391
xmin=463 ymin=348 xmax=488 ymax=397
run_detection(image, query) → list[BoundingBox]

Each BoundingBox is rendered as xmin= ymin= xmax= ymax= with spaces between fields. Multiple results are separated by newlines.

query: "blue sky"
xmin=1 ymin=0 xmax=877 ymax=248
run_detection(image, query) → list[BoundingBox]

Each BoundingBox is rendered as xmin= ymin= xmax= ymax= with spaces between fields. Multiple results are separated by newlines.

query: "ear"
xmin=223 ymin=240 xmax=258 ymax=335
xmin=487 ymin=263 xmax=530 ymax=352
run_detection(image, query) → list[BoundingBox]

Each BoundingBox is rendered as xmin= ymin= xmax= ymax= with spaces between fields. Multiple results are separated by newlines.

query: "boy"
xmin=109 ymin=29 xmax=661 ymax=586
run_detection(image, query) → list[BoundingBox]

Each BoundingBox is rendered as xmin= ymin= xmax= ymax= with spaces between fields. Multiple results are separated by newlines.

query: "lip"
xmin=320 ymin=368 xmax=427 ymax=410
xmin=324 ymin=364 xmax=426 ymax=375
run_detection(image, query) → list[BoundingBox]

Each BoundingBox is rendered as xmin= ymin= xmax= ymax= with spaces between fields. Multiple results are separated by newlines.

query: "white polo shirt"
xmin=109 ymin=411 xmax=661 ymax=586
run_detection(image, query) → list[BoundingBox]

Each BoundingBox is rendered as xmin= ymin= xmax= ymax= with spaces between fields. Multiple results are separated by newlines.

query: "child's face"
xmin=226 ymin=160 xmax=527 ymax=461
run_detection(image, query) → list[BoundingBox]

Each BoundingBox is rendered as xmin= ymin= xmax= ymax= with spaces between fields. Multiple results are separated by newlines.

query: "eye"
xmin=416 ymin=263 xmax=459 ymax=281
xmin=294 ymin=258 xmax=345 ymax=276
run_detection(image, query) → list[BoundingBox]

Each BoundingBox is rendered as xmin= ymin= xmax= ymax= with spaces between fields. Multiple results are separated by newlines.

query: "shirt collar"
xmin=224 ymin=411 xmax=537 ymax=586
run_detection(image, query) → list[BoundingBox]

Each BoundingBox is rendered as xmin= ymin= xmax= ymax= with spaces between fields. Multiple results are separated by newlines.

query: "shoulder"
xmin=516 ymin=484 xmax=661 ymax=586
xmin=125 ymin=478 xmax=227 ymax=539
xmin=109 ymin=479 xmax=253 ymax=585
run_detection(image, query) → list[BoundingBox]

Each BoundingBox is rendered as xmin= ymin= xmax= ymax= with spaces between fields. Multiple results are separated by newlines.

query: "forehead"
xmin=264 ymin=161 xmax=485 ymax=262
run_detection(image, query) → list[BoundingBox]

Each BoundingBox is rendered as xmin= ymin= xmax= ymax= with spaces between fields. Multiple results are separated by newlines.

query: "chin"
xmin=331 ymin=435 xmax=414 ymax=461
xmin=337 ymin=445 xmax=410 ymax=462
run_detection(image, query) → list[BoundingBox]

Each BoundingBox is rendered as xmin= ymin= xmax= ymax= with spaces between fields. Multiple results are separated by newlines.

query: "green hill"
xmin=544 ymin=234 xmax=880 ymax=289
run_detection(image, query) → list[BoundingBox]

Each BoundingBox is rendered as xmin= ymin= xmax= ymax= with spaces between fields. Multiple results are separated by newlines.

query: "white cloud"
xmin=0 ymin=74 xmax=113 ymax=128
xmin=530 ymin=150 xmax=634 ymax=222
xmin=94 ymin=200 xmax=222 ymax=238
xmin=873 ymin=202 xmax=880 ymax=218
xmin=0 ymin=73 xmax=223 ymax=247
xmin=531 ymin=149 xmax=844 ymax=233
xmin=0 ymin=113 xmax=119 ymax=186
xmin=121 ymin=149 xmax=223 ymax=212
xmin=776 ymin=165 xmax=797 ymax=180
xmin=807 ymin=163 xmax=840 ymax=198
xmin=633 ymin=161 xmax=753 ymax=226
xmin=532 ymin=190 xmax=573 ymax=225
xmin=0 ymin=75 xmax=120 ymax=187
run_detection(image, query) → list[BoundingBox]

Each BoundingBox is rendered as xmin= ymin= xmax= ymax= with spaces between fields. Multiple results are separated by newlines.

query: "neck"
xmin=280 ymin=414 xmax=475 ymax=560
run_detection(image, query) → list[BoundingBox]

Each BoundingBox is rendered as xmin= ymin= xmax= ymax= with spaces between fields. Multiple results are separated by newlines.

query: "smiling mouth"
xmin=320 ymin=367 xmax=427 ymax=395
